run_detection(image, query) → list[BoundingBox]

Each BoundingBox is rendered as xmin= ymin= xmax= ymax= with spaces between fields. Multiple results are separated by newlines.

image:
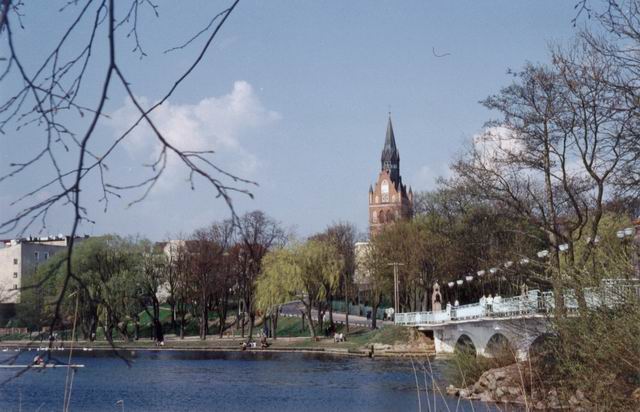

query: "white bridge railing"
xmin=394 ymin=280 xmax=640 ymax=327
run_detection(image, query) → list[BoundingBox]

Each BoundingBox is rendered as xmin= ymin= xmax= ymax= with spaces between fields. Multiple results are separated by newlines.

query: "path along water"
xmin=0 ymin=350 xmax=504 ymax=411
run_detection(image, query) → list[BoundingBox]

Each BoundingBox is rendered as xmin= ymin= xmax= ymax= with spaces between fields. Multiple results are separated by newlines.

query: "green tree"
xmin=257 ymin=240 xmax=343 ymax=338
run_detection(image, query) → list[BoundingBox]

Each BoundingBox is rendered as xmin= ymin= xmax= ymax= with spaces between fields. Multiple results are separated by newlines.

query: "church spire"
xmin=381 ymin=115 xmax=400 ymax=184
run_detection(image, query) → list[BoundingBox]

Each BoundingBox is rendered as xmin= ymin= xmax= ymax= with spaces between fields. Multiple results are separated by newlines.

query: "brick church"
xmin=368 ymin=116 xmax=413 ymax=236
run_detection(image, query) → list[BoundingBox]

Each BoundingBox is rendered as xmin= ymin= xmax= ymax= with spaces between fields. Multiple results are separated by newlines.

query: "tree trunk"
xmin=345 ymin=284 xmax=350 ymax=333
xmin=247 ymin=312 xmax=255 ymax=343
xmin=105 ymin=321 xmax=114 ymax=342
xmin=218 ymin=305 xmax=227 ymax=338
xmin=169 ymin=300 xmax=177 ymax=334
xmin=272 ymin=310 xmax=279 ymax=339
xmin=317 ymin=305 xmax=324 ymax=336
xmin=301 ymin=301 xmax=317 ymax=338
xmin=152 ymin=297 xmax=163 ymax=342
xmin=371 ymin=300 xmax=379 ymax=329
xmin=179 ymin=312 xmax=186 ymax=339
xmin=328 ymin=298 xmax=335 ymax=331
xmin=89 ymin=319 xmax=97 ymax=342
xmin=240 ymin=297 xmax=247 ymax=338
xmin=200 ymin=303 xmax=207 ymax=340
xmin=134 ymin=317 xmax=140 ymax=341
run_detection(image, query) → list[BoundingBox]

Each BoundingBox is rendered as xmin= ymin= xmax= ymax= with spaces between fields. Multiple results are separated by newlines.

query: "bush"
xmin=532 ymin=300 xmax=640 ymax=411
xmin=446 ymin=345 xmax=516 ymax=388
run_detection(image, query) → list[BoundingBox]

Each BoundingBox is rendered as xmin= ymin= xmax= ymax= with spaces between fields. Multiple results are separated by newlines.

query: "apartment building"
xmin=0 ymin=235 xmax=88 ymax=304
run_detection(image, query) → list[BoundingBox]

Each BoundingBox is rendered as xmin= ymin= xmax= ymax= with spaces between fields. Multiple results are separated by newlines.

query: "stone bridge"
xmin=395 ymin=280 xmax=640 ymax=360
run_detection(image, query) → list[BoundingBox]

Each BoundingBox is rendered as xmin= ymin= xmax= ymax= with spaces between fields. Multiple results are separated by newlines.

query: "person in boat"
xmin=33 ymin=355 xmax=45 ymax=366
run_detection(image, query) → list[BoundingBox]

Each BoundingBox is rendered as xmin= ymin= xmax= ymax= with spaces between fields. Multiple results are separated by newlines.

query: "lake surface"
xmin=0 ymin=350 xmax=501 ymax=411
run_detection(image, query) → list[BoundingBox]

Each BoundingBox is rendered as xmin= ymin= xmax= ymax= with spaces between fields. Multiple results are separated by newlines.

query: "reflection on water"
xmin=0 ymin=350 xmax=502 ymax=411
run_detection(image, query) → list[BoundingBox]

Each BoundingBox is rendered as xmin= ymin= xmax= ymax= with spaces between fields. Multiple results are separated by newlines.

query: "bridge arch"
xmin=528 ymin=333 xmax=556 ymax=357
xmin=485 ymin=333 xmax=513 ymax=358
xmin=455 ymin=333 xmax=477 ymax=356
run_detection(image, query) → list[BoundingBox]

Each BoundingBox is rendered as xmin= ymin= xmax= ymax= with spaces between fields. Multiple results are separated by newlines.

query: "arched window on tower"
xmin=378 ymin=210 xmax=385 ymax=223
xmin=386 ymin=210 xmax=393 ymax=222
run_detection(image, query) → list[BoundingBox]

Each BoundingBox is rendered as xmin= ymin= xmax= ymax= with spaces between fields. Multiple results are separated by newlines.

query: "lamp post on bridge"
xmin=618 ymin=225 xmax=639 ymax=279
xmin=387 ymin=262 xmax=404 ymax=315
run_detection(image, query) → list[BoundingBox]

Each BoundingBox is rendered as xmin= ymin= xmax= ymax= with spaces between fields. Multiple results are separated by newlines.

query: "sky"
xmin=0 ymin=1 xmax=587 ymax=241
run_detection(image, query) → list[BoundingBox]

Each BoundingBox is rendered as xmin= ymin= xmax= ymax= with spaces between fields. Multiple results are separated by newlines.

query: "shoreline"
xmin=0 ymin=339 xmax=436 ymax=359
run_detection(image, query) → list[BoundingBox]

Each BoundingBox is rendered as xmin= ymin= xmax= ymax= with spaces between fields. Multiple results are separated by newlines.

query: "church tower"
xmin=369 ymin=116 xmax=413 ymax=236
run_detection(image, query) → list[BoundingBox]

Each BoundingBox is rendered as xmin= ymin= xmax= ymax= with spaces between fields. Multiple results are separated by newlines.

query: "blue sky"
xmin=1 ymin=1 xmax=584 ymax=240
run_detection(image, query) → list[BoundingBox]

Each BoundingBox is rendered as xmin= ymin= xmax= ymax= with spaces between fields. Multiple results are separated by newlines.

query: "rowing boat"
xmin=0 ymin=364 xmax=85 ymax=368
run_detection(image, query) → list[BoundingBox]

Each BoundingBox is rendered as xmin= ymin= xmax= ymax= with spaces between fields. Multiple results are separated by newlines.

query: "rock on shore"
xmin=446 ymin=362 xmax=596 ymax=410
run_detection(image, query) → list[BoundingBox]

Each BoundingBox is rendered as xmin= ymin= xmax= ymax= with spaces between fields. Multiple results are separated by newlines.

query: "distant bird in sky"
xmin=432 ymin=47 xmax=451 ymax=58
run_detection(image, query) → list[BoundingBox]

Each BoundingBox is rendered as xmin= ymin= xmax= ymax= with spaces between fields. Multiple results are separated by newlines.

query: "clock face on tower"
xmin=381 ymin=180 xmax=389 ymax=202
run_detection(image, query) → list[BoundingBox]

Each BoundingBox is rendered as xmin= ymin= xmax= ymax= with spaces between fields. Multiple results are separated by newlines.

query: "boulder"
xmin=568 ymin=395 xmax=580 ymax=407
xmin=508 ymin=386 xmax=521 ymax=396
xmin=493 ymin=370 xmax=507 ymax=380
xmin=479 ymin=391 xmax=494 ymax=402
xmin=372 ymin=343 xmax=392 ymax=351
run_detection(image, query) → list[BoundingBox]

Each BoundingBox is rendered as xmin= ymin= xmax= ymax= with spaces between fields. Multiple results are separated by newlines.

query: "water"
xmin=0 ymin=350 xmax=501 ymax=411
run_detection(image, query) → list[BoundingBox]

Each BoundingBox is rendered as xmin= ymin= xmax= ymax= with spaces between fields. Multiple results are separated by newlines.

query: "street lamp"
xmin=387 ymin=262 xmax=404 ymax=315
xmin=586 ymin=235 xmax=600 ymax=245
xmin=618 ymin=227 xmax=638 ymax=279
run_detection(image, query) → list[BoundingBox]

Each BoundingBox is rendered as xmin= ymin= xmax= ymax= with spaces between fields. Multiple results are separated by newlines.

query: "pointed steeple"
xmin=381 ymin=115 xmax=401 ymax=184
xmin=381 ymin=116 xmax=399 ymax=163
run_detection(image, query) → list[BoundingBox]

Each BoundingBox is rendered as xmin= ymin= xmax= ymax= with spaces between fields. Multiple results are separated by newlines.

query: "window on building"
xmin=34 ymin=251 xmax=39 ymax=260
xmin=13 ymin=272 xmax=18 ymax=278
xmin=13 ymin=258 xmax=18 ymax=265
xmin=44 ymin=252 xmax=49 ymax=260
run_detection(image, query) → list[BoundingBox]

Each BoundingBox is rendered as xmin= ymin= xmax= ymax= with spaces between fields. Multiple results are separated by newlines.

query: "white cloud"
xmin=473 ymin=126 xmax=522 ymax=163
xmin=110 ymin=81 xmax=280 ymax=191
xmin=471 ymin=125 xmax=526 ymax=172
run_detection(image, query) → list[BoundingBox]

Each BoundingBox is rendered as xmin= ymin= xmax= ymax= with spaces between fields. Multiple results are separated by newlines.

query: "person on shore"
xmin=487 ymin=294 xmax=494 ymax=313
xmin=260 ymin=336 xmax=270 ymax=349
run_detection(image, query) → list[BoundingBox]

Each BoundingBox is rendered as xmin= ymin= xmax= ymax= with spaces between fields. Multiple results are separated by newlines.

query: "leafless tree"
xmin=208 ymin=219 xmax=235 ymax=338
xmin=235 ymin=210 xmax=286 ymax=341
xmin=187 ymin=229 xmax=221 ymax=340
xmin=451 ymin=36 xmax=634 ymax=310
xmin=579 ymin=0 xmax=640 ymax=202
xmin=322 ymin=222 xmax=357 ymax=331
xmin=0 ymin=0 xmax=247 ymax=348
